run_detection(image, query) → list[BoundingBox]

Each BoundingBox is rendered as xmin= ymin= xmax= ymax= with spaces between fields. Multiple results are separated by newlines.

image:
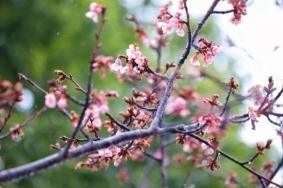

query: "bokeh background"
xmin=1 ymin=0 xmax=283 ymax=187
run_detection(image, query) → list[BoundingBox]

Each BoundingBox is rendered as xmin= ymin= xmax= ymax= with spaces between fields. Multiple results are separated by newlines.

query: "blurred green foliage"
xmin=0 ymin=0 xmax=273 ymax=188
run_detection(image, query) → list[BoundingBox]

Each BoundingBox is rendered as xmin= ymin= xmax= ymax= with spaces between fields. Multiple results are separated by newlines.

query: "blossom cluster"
xmin=190 ymin=38 xmax=219 ymax=67
xmin=92 ymin=55 xmax=113 ymax=77
xmin=0 ymin=80 xmax=22 ymax=109
xmin=176 ymin=134 xmax=220 ymax=171
xmin=165 ymin=87 xmax=198 ymax=117
xmin=75 ymin=138 xmax=151 ymax=171
xmin=157 ymin=1 xmax=185 ymax=37
xmin=45 ymin=89 xmax=67 ymax=110
xmin=229 ymin=0 xmax=247 ymax=24
xmin=110 ymin=44 xmax=149 ymax=78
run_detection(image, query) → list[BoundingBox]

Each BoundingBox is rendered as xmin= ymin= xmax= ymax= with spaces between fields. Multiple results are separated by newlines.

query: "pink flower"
xmin=94 ymin=91 xmax=109 ymax=113
xmin=201 ymin=143 xmax=214 ymax=156
xmin=157 ymin=21 xmax=171 ymax=35
xmin=191 ymin=38 xmax=219 ymax=67
xmin=85 ymin=2 xmax=104 ymax=23
xmin=178 ymin=0 xmax=185 ymax=9
xmin=126 ymin=44 xmax=142 ymax=60
xmin=105 ymin=90 xmax=119 ymax=98
xmin=92 ymin=55 xmax=113 ymax=77
xmin=169 ymin=13 xmax=185 ymax=37
xmin=248 ymin=106 xmax=258 ymax=121
xmin=156 ymin=5 xmax=185 ymax=37
xmin=113 ymin=157 xmax=122 ymax=167
xmin=183 ymin=137 xmax=200 ymax=153
xmin=110 ymin=57 xmax=123 ymax=72
xmin=225 ymin=172 xmax=238 ymax=188
xmin=99 ymin=104 xmax=109 ymax=114
xmin=112 ymin=44 xmax=148 ymax=76
xmin=90 ymin=117 xmax=102 ymax=129
xmin=98 ymin=148 xmax=112 ymax=158
xmin=248 ymin=85 xmax=265 ymax=105
xmin=176 ymin=26 xmax=185 ymax=37
xmin=57 ymin=96 xmax=67 ymax=109
xmin=83 ymin=105 xmax=102 ymax=129
xmin=229 ymin=0 xmax=247 ymax=24
xmin=190 ymin=54 xmax=200 ymax=66
xmin=165 ymin=96 xmax=189 ymax=117
xmin=45 ymin=93 xmax=56 ymax=108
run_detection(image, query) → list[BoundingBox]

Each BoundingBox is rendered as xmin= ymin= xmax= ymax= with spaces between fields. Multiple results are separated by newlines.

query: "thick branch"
xmin=0 ymin=125 xmax=187 ymax=183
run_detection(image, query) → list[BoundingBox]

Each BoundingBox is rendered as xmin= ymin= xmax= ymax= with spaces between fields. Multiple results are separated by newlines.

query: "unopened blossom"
xmin=113 ymin=157 xmax=122 ymax=167
xmin=165 ymin=96 xmax=189 ymax=117
xmin=70 ymin=111 xmax=79 ymax=127
xmin=45 ymin=93 xmax=57 ymax=108
xmin=57 ymin=95 xmax=67 ymax=109
xmin=137 ymin=29 xmax=150 ymax=46
xmin=105 ymin=90 xmax=119 ymax=98
xmin=85 ymin=2 xmax=104 ymax=23
xmin=10 ymin=124 xmax=24 ymax=141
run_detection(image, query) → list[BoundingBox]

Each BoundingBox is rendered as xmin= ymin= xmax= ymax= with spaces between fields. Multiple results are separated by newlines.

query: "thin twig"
xmin=0 ymin=107 xmax=47 ymax=141
xmin=62 ymin=11 xmax=107 ymax=157
xmin=18 ymin=73 xmax=47 ymax=95
xmin=219 ymin=88 xmax=232 ymax=116
xmin=211 ymin=9 xmax=234 ymax=14
xmin=105 ymin=113 xmax=130 ymax=131
xmin=187 ymin=133 xmax=282 ymax=188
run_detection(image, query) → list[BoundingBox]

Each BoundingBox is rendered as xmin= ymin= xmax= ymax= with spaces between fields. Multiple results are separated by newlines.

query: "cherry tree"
xmin=0 ymin=1 xmax=283 ymax=187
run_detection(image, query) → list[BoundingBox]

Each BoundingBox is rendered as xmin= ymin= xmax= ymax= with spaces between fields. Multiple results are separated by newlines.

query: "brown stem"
xmin=0 ymin=107 xmax=47 ymax=141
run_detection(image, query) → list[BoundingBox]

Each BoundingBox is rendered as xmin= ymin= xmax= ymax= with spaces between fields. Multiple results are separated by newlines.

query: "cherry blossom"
xmin=45 ymin=93 xmax=57 ymax=108
xmin=225 ymin=172 xmax=238 ymax=188
xmin=165 ymin=96 xmax=189 ymax=117
xmin=201 ymin=143 xmax=214 ymax=156
xmin=229 ymin=0 xmax=247 ymax=24
xmin=83 ymin=105 xmax=102 ymax=132
xmin=57 ymin=95 xmax=67 ymax=109
xmin=111 ymin=44 xmax=148 ymax=76
xmin=157 ymin=11 xmax=185 ymax=37
xmin=190 ymin=38 xmax=219 ymax=66
xmin=248 ymin=106 xmax=259 ymax=121
xmin=92 ymin=55 xmax=113 ymax=77
xmin=248 ymin=85 xmax=265 ymax=105
xmin=85 ymin=2 xmax=104 ymax=23
xmin=110 ymin=56 xmax=123 ymax=72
